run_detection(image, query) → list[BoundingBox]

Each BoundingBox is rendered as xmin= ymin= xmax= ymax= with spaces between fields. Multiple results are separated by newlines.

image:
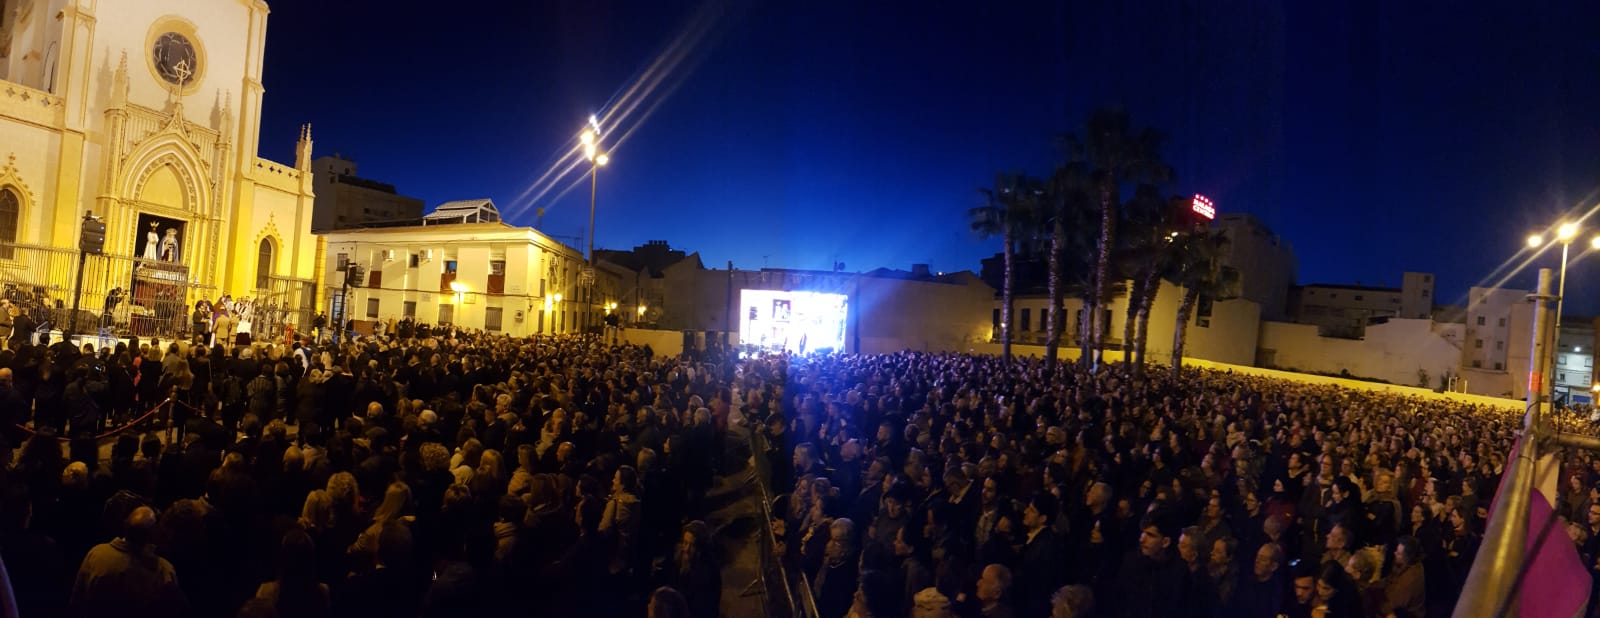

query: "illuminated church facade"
xmin=0 ymin=0 xmax=320 ymax=333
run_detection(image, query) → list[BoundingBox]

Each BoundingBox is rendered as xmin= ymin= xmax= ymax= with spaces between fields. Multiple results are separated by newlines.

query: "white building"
xmin=318 ymin=203 xmax=602 ymax=336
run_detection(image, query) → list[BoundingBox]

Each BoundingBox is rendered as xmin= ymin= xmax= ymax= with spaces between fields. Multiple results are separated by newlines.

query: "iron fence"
xmin=0 ymin=241 xmax=218 ymax=340
xmin=252 ymin=275 xmax=317 ymax=341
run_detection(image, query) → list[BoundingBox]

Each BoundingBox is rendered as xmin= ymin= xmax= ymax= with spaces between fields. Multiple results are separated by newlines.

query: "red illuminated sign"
xmin=1192 ymin=194 xmax=1216 ymax=220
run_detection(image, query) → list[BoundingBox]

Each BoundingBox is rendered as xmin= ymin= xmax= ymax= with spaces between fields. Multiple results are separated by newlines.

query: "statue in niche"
xmin=142 ymin=223 xmax=159 ymax=260
xmin=160 ymin=228 xmax=179 ymax=263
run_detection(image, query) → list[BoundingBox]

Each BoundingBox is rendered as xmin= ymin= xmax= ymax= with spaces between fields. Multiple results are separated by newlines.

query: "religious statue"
xmin=142 ymin=223 xmax=160 ymax=260
xmin=160 ymin=228 xmax=180 ymax=262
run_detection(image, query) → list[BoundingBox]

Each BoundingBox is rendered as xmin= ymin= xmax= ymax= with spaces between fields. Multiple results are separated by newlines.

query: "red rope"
xmin=9 ymin=397 xmax=208 ymax=441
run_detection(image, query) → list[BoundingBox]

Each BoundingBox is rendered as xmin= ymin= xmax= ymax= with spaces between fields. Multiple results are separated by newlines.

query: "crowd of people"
xmin=0 ymin=327 xmax=774 ymax=617
xmin=762 ymin=352 xmax=1569 ymax=618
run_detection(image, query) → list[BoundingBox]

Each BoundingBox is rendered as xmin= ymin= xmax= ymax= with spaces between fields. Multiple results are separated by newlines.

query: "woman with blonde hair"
xmin=348 ymin=481 xmax=412 ymax=571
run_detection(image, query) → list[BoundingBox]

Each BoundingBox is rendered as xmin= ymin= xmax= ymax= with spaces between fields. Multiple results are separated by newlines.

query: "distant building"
xmin=310 ymin=155 xmax=424 ymax=232
xmin=1556 ymin=319 xmax=1595 ymax=404
xmin=1215 ymin=213 xmax=1297 ymax=321
xmin=1288 ymin=272 xmax=1434 ymax=338
xmin=595 ymin=240 xmax=690 ymax=276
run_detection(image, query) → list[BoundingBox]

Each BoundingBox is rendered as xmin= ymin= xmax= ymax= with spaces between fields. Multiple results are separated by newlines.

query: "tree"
xmin=1115 ymin=187 xmax=1181 ymax=377
xmin=1065 ymin=109 xmax=1170 ymax=371
xmin=1042 ymin=163 xmax=1094 ymax=372
xmin=1169 ymin=228 xmax=1239 ymax=377
xmin=970 ymin=173 xmax=1038 ymax=367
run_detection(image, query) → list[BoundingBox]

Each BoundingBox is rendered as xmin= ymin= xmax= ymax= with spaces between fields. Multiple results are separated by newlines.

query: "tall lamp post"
xmin=1527 ymin=222 xmax=1600 ymax=406
xmin=580 ymin=116 xmax=610 ymax=334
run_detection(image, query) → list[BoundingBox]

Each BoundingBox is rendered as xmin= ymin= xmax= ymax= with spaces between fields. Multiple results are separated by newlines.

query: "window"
xmin=1329 ymin=293 xmax=1338 ymax=299
xmin=0 ymin=188 xmax=17 ymax=259
xmin=1498 ymin=318 xmax=1506 ymax=327
xmin=1477 ymin=316 xmax=1486 ymax=326
xmin=488 ymin=260 xmax=506 ymax=294
xmin=1423 ymin=288 xmax=1431 ymax=298
xmin=366 ymin=298 xmax=379 ymax=318
xmin=485 ymin=307 xmax=503 ymax=332
xmin=409 ymin=253 xmax=419 ymax=268
xmin=255 ymin=238 xmax=274 ymax=290
xmin=438 ymin=303 xmax=454 ymax=325
xmin=1390 ymin=298 xmax=1400 ymax=304
xmin=1475 ymin=339 xmax=1483 ymax=349
xmin=1588 ymin=357 xmax=1594 ymax=368
xmin=1496 ymin=341 xmax=1503 ymax=350
xmin=1472 ymin=360 xmax=1482 ymax=368
xmin=992 ymin=308 xmax=1000 ymax=331
xmin=1494 ymin=362 xmax=1502 ymax=370
xmin=403 ymin=301 xmax=416 ymax=318
xmin=1021 ymin=308 xmax=1032 ymax=332
xmin=336 ymin=252 xmax=349 ymax=270
xmin=1354 ymin=295 xmax=1364 ymax=301
xmin=1423 ymin=274 xmax=1432 ymax=283
xmin=1560 ymin=372 xmax=1568 ymax=382
xmin=537 ymin=309 xmax=545 ymax=333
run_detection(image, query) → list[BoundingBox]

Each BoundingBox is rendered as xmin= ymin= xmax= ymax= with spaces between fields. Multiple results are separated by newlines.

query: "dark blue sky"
xmin=258 ymin=1 xmax=1600 ymax=313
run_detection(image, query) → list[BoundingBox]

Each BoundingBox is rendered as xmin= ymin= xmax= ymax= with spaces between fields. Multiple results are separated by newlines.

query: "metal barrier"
xmin=0 ymin=242 xmax=216 ymax=339
xmin=746 ymin=421 xmax=819 ymax=618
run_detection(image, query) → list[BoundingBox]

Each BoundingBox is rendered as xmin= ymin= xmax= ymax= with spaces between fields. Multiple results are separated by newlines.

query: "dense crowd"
xmin=764 ymin=352 xmax=1556 ymax=618
xmin=0 ymin=327 xmax=773 ymax=617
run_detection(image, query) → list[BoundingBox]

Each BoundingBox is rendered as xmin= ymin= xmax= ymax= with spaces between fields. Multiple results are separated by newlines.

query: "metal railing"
xmin=746 ymin=421 xmax=818 ymax=618
xmin=0 ymin=241 xmax=214 ymax=339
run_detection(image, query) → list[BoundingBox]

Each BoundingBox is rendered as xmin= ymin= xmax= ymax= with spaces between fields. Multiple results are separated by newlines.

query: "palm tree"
xmin=1043 ymin=163 xmax=1093 ymax=371
xmin=970 ymin=173 xmax=1035 ymax=366
xmin=1130 ymin=195 xmax=1195 ymax=372
xmin=1169 ymin=228 xmax=1240 ymax=377
xmin=1065 ymin=109 xmax=1170 ymax=370
xmin=1114 ymin=184 xmax=1173 ymax=376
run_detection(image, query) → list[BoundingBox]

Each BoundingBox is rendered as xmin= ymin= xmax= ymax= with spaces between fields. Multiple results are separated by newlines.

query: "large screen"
xmin=740 ymin=289 xmax=847 ymax=355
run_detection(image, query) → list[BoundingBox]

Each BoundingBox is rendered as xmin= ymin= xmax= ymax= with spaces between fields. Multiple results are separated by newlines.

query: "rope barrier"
xmin=9 ymin=396 xmax=208 ymax=442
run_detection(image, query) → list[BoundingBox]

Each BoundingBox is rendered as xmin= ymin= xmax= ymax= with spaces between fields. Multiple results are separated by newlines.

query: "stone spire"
xmin=295 ymin=123 xmax=313 ymax=170
xmin=110 ymin=51 xmax=128 ymax=109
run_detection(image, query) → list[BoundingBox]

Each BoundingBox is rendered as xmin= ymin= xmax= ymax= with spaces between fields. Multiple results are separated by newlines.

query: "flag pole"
xmin=1455 ymin=268 xmax=1556 ymax=617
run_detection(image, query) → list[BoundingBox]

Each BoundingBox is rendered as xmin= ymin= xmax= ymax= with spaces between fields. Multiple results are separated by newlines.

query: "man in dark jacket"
xmin=1235 ymin=542 xmax=1287 ymax=618
xmin=1018 ymin=493 xmax=1066 ymax=618
xmin=63 ymin=366 xmax=107 ymax=437
xmin=68 ymin=505 xmax=187 ymax=616
xmin=1116 ymin=512 xmax=1187 ymax=618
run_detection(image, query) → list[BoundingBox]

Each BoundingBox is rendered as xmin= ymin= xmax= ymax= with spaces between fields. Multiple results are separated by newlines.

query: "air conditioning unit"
xmin=422 ymin=249 xmax=434 ymax=261
xmin=383 ymin=249 xmax=396 ymax=261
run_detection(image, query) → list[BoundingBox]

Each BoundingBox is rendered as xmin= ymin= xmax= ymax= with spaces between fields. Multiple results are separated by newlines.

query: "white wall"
xmin=1257 ymin=318 xmax=1463 ymax=387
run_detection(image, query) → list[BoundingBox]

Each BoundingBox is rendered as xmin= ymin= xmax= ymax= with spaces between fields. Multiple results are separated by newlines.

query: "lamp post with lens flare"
xmin=1526 ymin=222 xmax=1600 ymax=404
xmin=580 ymin=115 xmax=610 ymax=333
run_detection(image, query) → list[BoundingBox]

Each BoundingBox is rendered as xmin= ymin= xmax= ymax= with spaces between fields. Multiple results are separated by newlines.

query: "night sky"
xmin=257 ymin=1 xmax=1600 ymax=314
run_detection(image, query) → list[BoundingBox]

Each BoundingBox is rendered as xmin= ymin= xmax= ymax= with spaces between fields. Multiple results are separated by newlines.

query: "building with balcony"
xmin=317 ymin=202 xmax=603 ymax=336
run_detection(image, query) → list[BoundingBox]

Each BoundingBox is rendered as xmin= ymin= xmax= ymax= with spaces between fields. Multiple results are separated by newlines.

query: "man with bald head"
xmin=69 ymin=505 xmax=187 ymax=616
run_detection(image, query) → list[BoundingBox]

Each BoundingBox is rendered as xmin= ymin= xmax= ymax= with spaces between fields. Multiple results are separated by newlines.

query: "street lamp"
xmin=552 ymin=293 xmax=563 ymax=333
xmin=1528 ymin=222 xmax=1600 ymax=404
xmin=581 ymin=115 xmax=610 ymax=333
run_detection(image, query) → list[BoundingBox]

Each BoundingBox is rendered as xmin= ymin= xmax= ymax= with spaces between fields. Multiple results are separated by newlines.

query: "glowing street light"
xmin=1527 ymin=221 xmax=1600 ymax=404
xmin=580 ymin=115 xmax=612 ymax=333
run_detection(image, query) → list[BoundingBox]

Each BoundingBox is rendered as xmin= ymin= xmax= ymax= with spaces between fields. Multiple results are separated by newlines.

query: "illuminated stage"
xmin=739 ymin=289 xmax=847 ymax=354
